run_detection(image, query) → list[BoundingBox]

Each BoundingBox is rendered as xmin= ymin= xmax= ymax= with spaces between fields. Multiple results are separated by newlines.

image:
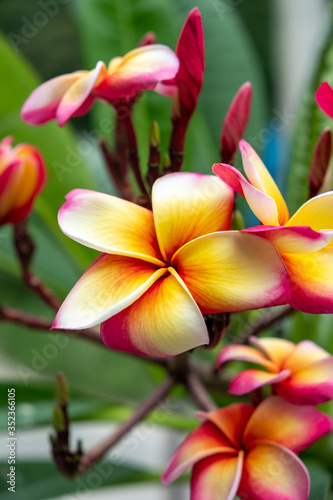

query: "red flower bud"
xmin=308 ymin=128 xmax=332 ymax=198
xmin=220 ymin=82 xmax=252 ymax=164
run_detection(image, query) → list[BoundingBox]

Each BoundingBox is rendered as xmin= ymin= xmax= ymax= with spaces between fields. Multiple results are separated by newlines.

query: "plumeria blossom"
xmin=53 ymin=172 xmax=290 ymax=357
xmin=213 ymin=140 xmax=333 ymax=313
xmin=162 ymin=396 xmax=332 ymax=500
xmin=0 ymin=136 xmax=46 ymax=226
xmin=218 ymin=337 xmax=333 ymax=405
xmin=21 ymin=45 xmax=179 ymax=127
xmin=316 ymin=82 xmax=333 ymax=119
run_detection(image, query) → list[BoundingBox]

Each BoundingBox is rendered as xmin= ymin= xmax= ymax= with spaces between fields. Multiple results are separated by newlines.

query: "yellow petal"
xmin=282 ymin=246 xmax=333 ymax=313
xmin=57 ymin=61 xmax=107 ymax=126
xmin=283 ymin=340 xmax=330 ymax=371
xmin=239 ymin=442 xmax=309 ymax=500
xmin=213 ymin=163 xmax=280 ymax=226
xmin=58 ymin=189 xmax=164 ymax=266
xmin=243 ymin=395 xmax=331 ymax=453
xmin=249 ymin=337 xmax=295 ymax=368
xmin=191 ymin=452 xmax=244 ymax=500
xmin=105 ymin=44 xmax=179 ymax=98
xmin=153 ymin=173 xmax=233 ymax=261
xmin=53 ymin=254 xmax=166 ymax=329
xmin=173 ymin=232 xmax=290 ymax=313
xmin=101 ymin=269 xmax=209 ymax=357
xmin=240 ymin=140 xmax=290 ymax=225
xmin=287 ymin=192 xmax=333 ymax=239
xmin=162 ymin=421 xmax=236 ymax=484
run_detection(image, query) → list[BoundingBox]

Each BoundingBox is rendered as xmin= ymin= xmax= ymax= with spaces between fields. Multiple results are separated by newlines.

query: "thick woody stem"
xmin=186 ymin=372 xmax=218 ymax=412
xmin=240 ymin=305 xmax=295 ymax=344
xmin=99 ymin=138 xmax=134 ymax=201
xmin=0 ymin=305 xmax=102 ymax=345
xmin=14 ymin=221 xmax=62 ymax=311
xmin=78 ymin=376 xmax=176 ymax=474
xmin=116 ymin=106 xmax=149 ymax=197
xmin=168 ymin=117 xmax=189 ymax=173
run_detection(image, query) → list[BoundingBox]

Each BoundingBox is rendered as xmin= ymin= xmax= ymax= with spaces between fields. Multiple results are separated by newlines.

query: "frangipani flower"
xmin=218 ymin=337 xmax=333 ymax=405
xmin=0 ymin=136 xmax=46 ymax=226
xmin=162 ymin=396 xmax=332 ymax=500
xmin=53 ymin=172 xmax=290 ymax=357
xmin=316 ymin=82 xmax=333 ymax=119
xmin=213 ymin=140 xmax=333 ymax=313
xmin=21 ymin=45 xmax=179 ymax=127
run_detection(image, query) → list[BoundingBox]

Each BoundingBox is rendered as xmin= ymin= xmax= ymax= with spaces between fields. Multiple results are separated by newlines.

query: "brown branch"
xmin=0 ymin=305 xmax=102 ymax=345
xmin=99 ymin=139 xmax=134 ymax=202
xmin=168 ymin=117 xmax=189 ymax=173
xmin=186 ymin=372 xmax=218 ymax=412
xmin=14 ymin=221 xmax=62 ymax=312
xmin=0 ymin=305 xmax=169 ymax=368
xmin=78 ymin=376 xmax=176 ymax=474
xmin=116 ymin=106 xmax=148 ymax=197
xmin=240 ymin=305 xmax=295 ymax=344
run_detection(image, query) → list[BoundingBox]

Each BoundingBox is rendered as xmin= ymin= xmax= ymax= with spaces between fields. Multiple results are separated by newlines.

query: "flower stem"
xmin=78 ymin=376 xmax=176 ymax=474
xmin=240 ymin=305 xmax=295 ymax=344
xmin=116 ymin=106 xmax=149 ymax=197
xmin=14 ymin=221 xmax=62 ymax=311
xmin=0 ymin=305 xmax=102 ymax=345
xmin=186 ymin=372 xmax=218 ymax=412
xmin=168 ymin=117 xmax=189 ymax=172
xmin=99 ymin=138 xmax=134 ymax=201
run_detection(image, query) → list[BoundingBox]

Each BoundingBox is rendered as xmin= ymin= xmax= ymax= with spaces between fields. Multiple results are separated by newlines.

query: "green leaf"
xmin=304 ymin=461 xmax=332 ymax=500
xmin=287 ymin=26 xmax=333 ymax=215
xmin=0 ymin=460 xmax=158 ymax=499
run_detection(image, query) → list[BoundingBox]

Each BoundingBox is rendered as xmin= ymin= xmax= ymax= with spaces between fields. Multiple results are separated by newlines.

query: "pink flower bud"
xmin=220 ymin=82 xmax=252 ymax=164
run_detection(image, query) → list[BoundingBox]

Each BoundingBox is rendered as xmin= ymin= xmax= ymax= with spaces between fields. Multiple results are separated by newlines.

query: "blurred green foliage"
xmin=0 ymin=0 xmax=333 ymax=498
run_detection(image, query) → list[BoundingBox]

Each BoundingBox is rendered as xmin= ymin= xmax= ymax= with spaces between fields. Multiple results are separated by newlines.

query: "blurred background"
xmin=0 ymin=0 xmax=333 ymax=499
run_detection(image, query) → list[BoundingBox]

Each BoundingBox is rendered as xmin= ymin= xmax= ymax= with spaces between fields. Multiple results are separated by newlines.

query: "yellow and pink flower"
xmin=0 ymin=136 xmax=46 ymax=226
xmin=218 ymin=337 xmax=333 ymax=405
xmin=162 ymin=396 xmax=332 ymax=500
xmin=213 ymin=140 xmax=333 ymax=313
xmin=53 ymin=172 xmax=290 ymax=357
xmin=21 ymin=45 xmax=179 ymax=127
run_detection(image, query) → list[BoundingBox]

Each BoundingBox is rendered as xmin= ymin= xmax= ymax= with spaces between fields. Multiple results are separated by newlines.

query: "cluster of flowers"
xmin=162 ymin=337 xmax=333 ymax=500
xmin=2 ymin=7 xmax=333 ymax=500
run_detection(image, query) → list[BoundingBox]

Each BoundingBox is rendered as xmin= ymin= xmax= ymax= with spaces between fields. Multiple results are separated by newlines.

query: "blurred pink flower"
xmin=0 ymin=136 xmax=46 ymax=225
xmin=21 ymin=45 xmax=179 ymax=127
xmin=218 ymin=337 xmax=333 ymax=405
xmin=163 ymin=396 xmax=332 ymax=500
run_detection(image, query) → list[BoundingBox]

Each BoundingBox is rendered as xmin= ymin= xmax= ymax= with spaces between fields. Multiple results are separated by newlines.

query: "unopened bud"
xmin=137 ymin=31 xmax=156 ymax=47
xmin=163 ymin=153 xmax=172 ymax=174
xmin=231 ymin=210 xmax=244 ymax=231
xmin=308 ymin=128 xmax=332 ymax=198
xmin=149 ymin=121 xmax=160 ymax=148
xmin=55 ymin=372 xmax=69 ymax=407
xmin=220 ymin=82 xmax=252 ymax=165
xmin=53 ymin=405 xmax=66 ymax=432
xmin=319 ymin=165 xmax=332 ymax=194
